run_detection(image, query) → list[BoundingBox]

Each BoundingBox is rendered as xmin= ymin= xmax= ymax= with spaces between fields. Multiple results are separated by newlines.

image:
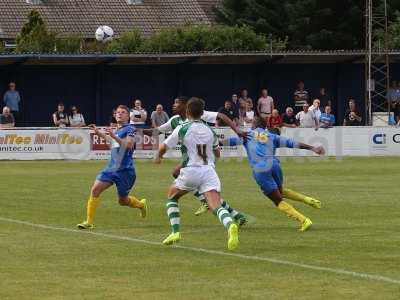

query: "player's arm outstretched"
xmin=216 ymin=112 xmax=246 ymax=138
xmin=154 ymin=125 xmax=180 ymax=164
xmin=275 ymin=135 xmax=325 ymax=155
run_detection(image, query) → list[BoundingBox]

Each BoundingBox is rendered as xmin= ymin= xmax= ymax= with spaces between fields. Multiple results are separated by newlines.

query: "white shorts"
xmin=175 ymin=166 xmax=221 ymax=194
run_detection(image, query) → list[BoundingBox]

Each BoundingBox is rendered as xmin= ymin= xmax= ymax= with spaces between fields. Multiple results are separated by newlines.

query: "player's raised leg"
xmin=163 ymin=186 xmax=188 ymax=245
xmin=282 ymin=188 xmax=321 ymax=209
xmin=204 ymin=190 xmax=239 ymax=250
xmin=77 ymin=179 xmax=112 ymax=229
xmin=221 ymin=199 xmax=248 ymax=226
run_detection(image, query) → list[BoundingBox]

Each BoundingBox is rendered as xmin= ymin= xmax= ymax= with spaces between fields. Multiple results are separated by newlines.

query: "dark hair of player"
xmin=175 ymin=96 xmax=188 ymax=104
xmin=253 ymin=116 xmax=267 ymax=129
xmin=116 ymin=105 xmax=130 ymax=114
xmin=187 ymin=97 xmax=205 ymax=119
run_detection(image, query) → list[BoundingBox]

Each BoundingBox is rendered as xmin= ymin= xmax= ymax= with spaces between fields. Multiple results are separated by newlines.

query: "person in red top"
xmin=267 ymin=109 xmax=282 ymax=134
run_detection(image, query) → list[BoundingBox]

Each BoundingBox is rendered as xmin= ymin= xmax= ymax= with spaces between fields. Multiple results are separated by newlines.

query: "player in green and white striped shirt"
xmin=157 ymin=97 xmax=239 ymax=250
xmin=155 ymin=96 xmax=247 ymax=225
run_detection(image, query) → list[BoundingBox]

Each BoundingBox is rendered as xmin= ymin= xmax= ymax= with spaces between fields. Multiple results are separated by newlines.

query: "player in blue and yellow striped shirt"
xmin=243 ymin=117 xmax=325 ymax=231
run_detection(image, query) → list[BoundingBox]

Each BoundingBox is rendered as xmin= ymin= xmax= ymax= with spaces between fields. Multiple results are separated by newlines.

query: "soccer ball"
xmin=95 ymin=26 xmax=114 ymax=42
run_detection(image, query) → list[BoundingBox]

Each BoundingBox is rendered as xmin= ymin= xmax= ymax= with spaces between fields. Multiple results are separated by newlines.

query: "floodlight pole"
xmin=365 ymin=0 xmax=390 ymax=126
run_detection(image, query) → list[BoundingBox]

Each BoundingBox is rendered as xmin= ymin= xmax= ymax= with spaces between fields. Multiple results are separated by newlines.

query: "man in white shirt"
xmin=309 ymin=99 xmax=322 ymax=122
xmin=296 ymin=103 xmax=318 ymax=129
xmin=156 ymin=97 xmax=239 ymax=250
xmin=257 ymin=88 xmax=274 ymax=119
xmin=130 ymin=99 xmax=147 ymax=128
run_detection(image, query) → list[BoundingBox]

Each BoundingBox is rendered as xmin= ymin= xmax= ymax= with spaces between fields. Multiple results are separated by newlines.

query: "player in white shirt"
xmin=154 ymin=96 xmax=248 ymax=225
xmin=157 ymin=97 xmax=239 ymax=250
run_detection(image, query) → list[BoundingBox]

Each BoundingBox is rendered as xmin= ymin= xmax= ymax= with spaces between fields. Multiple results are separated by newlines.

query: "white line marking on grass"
xmin=1 ymin=216 xmax=400 ymax=285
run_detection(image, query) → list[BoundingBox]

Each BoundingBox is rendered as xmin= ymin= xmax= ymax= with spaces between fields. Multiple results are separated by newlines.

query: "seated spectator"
xmin=151 ymin=104 xmax=169 ymax=128
xmin=243 ymin=99 xmax=255 ymax=126
xmin=217 ymin=100 xmax=238 ymax=126
xmin=293 ymin=81 xmax=309 ymax=112
xmin=309 ymin=99 xmax=322 ymax=121
xmin=343 ymin=98 xmax=362 ymax=126
xmin=130 ymin=99 xmax=147 ymax=128
xmin=387 ymin=81 xmax=400 ymax=124
xmin=257 ymin=88 xmax=274 ymax=119
xmin=319 ymin=106 xmax=336 ymax=128
xmin=282 ymin=107 xmax=297 ymax=128
xmin=53 ymin=103 xmax=68 ymax=127
xmin=0 ymin=106 xmax=15 ymax=128
xmin=68 ymin=105 xmax=86 ymax=127
xmin=296 ymin=103 xmax=318 ymax=129
xmin=110 ymin=109 xmax=117 ymax=127
xmin=267 ymin=109 xmax=282 ymax=129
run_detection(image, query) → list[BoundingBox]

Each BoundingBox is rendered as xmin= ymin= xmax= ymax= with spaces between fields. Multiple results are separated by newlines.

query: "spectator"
xmin=68 ymin=105 xmax=86 ymax=127
xmin=130 ymin=99 xmax=147 ymax=128
xmin=296 ymin=103 xmax=318 ymax=129
xmin=151 ymin=104 xmax=169 ymax=128
xmin=293 ymin=81 xmax=309 ymax=112
xmin=282 ymin=107 xmax=297 ymax=128
xmin=243 ymin=99 xmax=255 ymax=126
xmin=309 ymin=99 xmax=322 ymax=121
xmin=3 ymin=82 xmax=21 ymax=125
xmin=343 ymin=99 xmax=362 ymax=126
xmin=239 ymin=89 xmax=252 ymax=113
xmin=110 ymin=109 xmax=117 ymax=127
xmin=257 ymin=88 xmax=274 ymax=120
xmin=319 ymin=106 xmax=336 ymax=128
xmin=230 ymin=94 xmax=240 ymax=117
xmin=0 ymin=106 xmax=15 ymax=128
xmin=387 ymin=81 xmax=400 ymax=124
xmin=267 ymin=109 xmax=282 ymax=129
xmin=316 ymin=87 xmax=332 ymax=109
xmin=217 ymin=100 xmax=238 ymax=126
xmin=53 ymin=103 xmax=68 ymax=127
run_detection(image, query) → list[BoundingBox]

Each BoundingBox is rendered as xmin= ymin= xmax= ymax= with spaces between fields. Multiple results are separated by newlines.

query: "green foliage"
xmin=0 ymin=42 xmax=5 ymax=53
xmin=81 ymin=40 xmax=108 ymax=53
xmin=16 ymin=10 xmax=55 ymax=53
xmin=106 ymin=30 xmax=143 ymax=53
xmin=140 ymin=24 xmax=284 ymax=52
xmin=375 ymin=13 xmax=400 ymax=50
xmin=55 ymin=36 xmax=82 ymax=53
xmin=215 ymin=0 xmax=400 ymax=50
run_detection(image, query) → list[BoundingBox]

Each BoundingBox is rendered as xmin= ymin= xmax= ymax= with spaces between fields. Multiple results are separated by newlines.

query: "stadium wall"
xmin=3 ymin=62 xmax=397 ymax=126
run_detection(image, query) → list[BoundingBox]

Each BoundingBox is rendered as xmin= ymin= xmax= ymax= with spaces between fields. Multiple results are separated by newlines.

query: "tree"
xmin=16 ymin=10 xmax=55 ymax=53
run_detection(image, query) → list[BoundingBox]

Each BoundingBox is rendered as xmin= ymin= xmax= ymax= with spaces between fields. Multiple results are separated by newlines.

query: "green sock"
xmin=166 ymin=199 xmax=180 ymax=233
xmin=221 ymin=200 xmax=239 ymax=218
xmin=194 ymin=191 xmax=206 ymax=203
xmin=213 ymin=206 xmax=233 ymax=229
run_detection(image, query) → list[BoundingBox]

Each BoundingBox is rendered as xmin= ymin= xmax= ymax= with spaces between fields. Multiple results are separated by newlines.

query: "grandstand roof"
xmin=0 ymin=0 xmax=221 ymax=40
xmin=1 ymin=50 xmax=398 ymax=65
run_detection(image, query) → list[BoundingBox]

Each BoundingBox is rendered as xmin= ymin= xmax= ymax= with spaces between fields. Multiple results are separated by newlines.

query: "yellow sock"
xmin=128 ymin=196 xmax=144 ymax=209
xmin=86 ymin=196 xmax=100 ymax=225
xmin=277 ymin=201 xmax=306 ymax=223
xmin=282 ymin=188 xmax=311 ymax=204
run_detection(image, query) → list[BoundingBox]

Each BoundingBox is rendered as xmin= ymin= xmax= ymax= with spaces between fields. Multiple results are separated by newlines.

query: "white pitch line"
xmin=1 ymin=216 xmax=399 ymax=285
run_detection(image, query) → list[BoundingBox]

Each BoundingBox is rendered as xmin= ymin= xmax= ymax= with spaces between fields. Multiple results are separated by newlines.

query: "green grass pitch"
xmin=0 ymin=157 xmax=399 ymax=300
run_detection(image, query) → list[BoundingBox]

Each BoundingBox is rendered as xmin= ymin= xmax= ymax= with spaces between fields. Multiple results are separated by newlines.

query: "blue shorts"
xmin=253 ymin=162 xmax=283 ymax=195
xmin=96 ymin=168 xmax=136 ymax=197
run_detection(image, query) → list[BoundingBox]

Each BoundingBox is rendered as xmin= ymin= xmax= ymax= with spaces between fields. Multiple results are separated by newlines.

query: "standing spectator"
xmin=267 ymin=109 xmax=282 ymax=129
xmin=257 ymin=88 xmax=274 ymax=120
xmin=151 ymin=104 xmax=169 ymax=128
xmin=296 ymin=103 xmax=318 ymax=129
xmin=53 ymin=103 xmax=68 ymax=127
xmin=68 ymin=105 xmax=86 ymax=127
xmin=130 ymin=99 xmax=147 ymax=128
xmin=243 ymin=99 xmax=255 ymax=126
xmin=282 ymin=107 xmax=297 ymax=128
xmin=0 ymin=106 xmax=15 ymax=128
xmin=3 ymin=82 xmax=21 ymax=125
xmin=387 ymin=81 xmax=400 ymax=124
xmin=293 ymin=81 xmax=309 ymax=112
xmin=319 ymin=106 xmax=336 ymax=128
xmin=110 ymin=109 xmax=117 ymax=127
xmin=217 ymin=100 xmax=238 ymax=126
xmin=239 ymin=89 xmax=252 ymax=113
xmin=230 ymin=94 xmax=240 ymax=117
xmin=343 ymin=99 xmax=362 ymax=126
xmin=316 ymin=87 xmax=332 ymax=109
xmin=309 ymin=99 xmax=322 ymax=121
